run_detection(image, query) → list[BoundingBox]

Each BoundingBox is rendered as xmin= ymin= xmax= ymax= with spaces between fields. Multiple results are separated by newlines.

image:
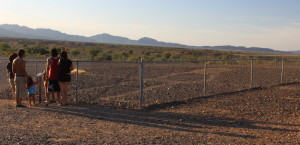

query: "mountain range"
xmin=0 ymin=24 xmax=188 ymax=48
xmin=0 ymin=24 xmax=286 ymax=53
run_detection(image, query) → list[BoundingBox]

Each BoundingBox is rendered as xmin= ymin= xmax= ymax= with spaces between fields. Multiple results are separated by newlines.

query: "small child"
xmin=27 ymin=76 xmax=36 ymax=106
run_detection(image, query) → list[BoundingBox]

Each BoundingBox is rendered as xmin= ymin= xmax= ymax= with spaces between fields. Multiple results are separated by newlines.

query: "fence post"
xmin=139 ymin=59 xmax=144 ymax=109
xmin=35 ymin=57 xmax=37 ymax=75
xmin=76 ymin=59 xmax=79 ymax=103
xmin=203 ymin=60 xmax=207 ymax=95
xmin=281 ymin=59 xmax=284 ymax=84
xmin=250 ymin=59 xmax=253 ymax=88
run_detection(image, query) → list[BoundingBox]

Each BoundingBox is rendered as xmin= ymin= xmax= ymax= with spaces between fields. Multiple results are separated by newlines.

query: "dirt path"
xmin=0 ymin=84 xmax=299 ymax=144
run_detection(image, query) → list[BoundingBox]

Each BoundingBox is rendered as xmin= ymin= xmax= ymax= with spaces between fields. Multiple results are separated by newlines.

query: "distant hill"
xmin=0 ymin=24 xmax=287 ymax=53
xmin=0 ymin=24 xmax=187 ymax=48
xmin=288 ymin=50 xmax=300 ymax=54
xmin=199 ymin=45 xmax=283 ymax=53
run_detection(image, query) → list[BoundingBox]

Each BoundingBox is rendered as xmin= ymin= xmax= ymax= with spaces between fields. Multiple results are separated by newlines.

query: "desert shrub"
xmin=105 ymin=55 xmax=112 ymax=61
xmin=112 ymin=54 xmax=122 ymax=61
xmin=94 ymin=54 xmax=112 ymax=61
xmin=127 ymin=55 xmax=139 ymax=62
xmin=25 ymin=45 xmax=49 ymax=56
xmin=89 ymin=49 xmax=100 ymax=57
xmin=182 ymin=55 xmax=197 ymax=61
xmin=0 ymin=42 xmax=11 ymax=51
xmin=163 ymin=52 xmax=172 ymax=60
xmin=143 ymin=51 xmax=151 ymax=56
xmin=71 ymin=50 xmax=80 ymax=56
xmin=128 ymin=50 xmax=134 ymax=55
xmin=152 ymin=57 xmax=167 ymax=61
xmin=120 ymin=51 xmax=129 ymax=57
xmin=170 ymin=54 xmax=182 ymax=60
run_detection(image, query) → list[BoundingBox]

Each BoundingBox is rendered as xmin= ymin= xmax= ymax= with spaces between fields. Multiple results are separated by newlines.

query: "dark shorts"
xmin=48 ymin=80 xmax=60 ymax=92
xmin=58 ymin=74 xmax=71 ymax=82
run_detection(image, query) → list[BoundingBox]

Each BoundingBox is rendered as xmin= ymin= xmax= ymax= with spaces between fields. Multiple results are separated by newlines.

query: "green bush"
xmin=127 ymin=55 xmax=139 ymax=61
xmin=163 ymin=52 xmax=171 ymax=60
xmin=25 ymin=45 xmax=49 ymax=55
xmin=89 ymin=49 xmax=100 ymax=57
xmin=0 ymin=42 xmax=11 ymax=51
xmin=71 ymin=50 xmax=80 ymax=56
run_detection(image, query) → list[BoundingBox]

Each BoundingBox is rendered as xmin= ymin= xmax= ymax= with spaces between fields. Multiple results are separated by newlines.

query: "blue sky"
xmin=1 ymin=0 xmax=300 ymax=50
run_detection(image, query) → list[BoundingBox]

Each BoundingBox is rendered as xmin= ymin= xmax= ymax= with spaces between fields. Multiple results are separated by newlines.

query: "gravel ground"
xmin=1 ymin=61 xmax=300 ymax=109
xmin=0 ymin=83 xmax=299 ymax=144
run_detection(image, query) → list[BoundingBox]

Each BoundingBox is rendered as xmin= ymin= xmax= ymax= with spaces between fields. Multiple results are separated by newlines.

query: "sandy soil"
xmin=0 ymin=83 xmax=299 ymax=144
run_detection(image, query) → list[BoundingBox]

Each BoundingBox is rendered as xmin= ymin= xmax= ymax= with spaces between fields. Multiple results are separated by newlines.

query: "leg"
xmin=65 ymin=82 xmax=69 ymax=104
xmin=46 ymin=92 xmax=50 ymax=102
xmin=44 ymin=83 xmax=48 ymax=102
xmin=51 ymin=91 xmax=55 ymax=102
xmin=29 ymin=95 xmax=32 ymax=106
xmin=57 ymin=92 xmax=61 ymax=102
xmin=15 ymin=78 xmax=20 ymax=105
xmin=54 ymin=81 xmax=60 ymax=102
xmin=59 ymin=82 xmax=64 ymax=104
xmin=59 ymin=82 xmax=66 ymax=105
xmin=12 ymin=86 xmax=16 ymax=100
xmin=33 ymin=94 xmax=36 ymax=105
xmin=10 ymin=78 xmax=16 ymax=100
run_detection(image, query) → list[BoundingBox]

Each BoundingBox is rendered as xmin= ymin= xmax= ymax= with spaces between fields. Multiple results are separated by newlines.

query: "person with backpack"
xmin=6 ymin=53 xmax=18 ymax=100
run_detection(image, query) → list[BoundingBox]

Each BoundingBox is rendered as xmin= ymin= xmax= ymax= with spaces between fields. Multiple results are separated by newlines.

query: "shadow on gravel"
xmin=33 ymin=104 xmax=299 ymax=139
xmin=143 ymin=82 xmax=300 ymax=111
xmin=143 ymin=87 xmax=263 ymax=111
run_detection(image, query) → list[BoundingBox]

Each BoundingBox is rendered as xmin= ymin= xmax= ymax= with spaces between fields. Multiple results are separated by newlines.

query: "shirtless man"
xmin=12 ymin=49 xmax=28 ymax=107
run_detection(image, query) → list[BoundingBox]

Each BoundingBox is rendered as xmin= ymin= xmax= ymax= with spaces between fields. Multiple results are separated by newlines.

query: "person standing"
xmin=58 ymin=51 xmax=74 ymax=106
xmin=45 ymin=48 xmax=61 ymax=104
xmin=6 ymin=53 xmax=18 ymax=100
xmin=12 ymin=49 xmax=28 ymax=107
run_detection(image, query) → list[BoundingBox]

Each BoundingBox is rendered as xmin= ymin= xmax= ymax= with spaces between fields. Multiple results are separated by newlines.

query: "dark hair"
xmin=60 ymin=51 xmax=68 ymax=59
xmin=27 ymin=76 xmax=34 ymax=88
xmin=51 ymin=48 xmax=58 ymax=57
xmin=9 ymin=53 xmax=18 ymax=62
xmin=18 ymin=49 xmax=25 ymax=57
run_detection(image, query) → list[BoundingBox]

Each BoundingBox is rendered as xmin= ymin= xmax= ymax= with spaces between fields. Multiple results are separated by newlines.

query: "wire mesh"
xmin=70 ymin=61 xmax=140 ymax=109
xmin=143 ymin=61 xmax=206 ymax=107
xmin=1 ymin=58 xmax=300 ymax=109
xmin=205 ymin=60 xmax=250 ymax=96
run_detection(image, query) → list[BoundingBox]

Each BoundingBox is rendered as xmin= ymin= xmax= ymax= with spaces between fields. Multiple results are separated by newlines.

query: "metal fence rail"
xmin=0 ymin=57 xmax=300 ymax=109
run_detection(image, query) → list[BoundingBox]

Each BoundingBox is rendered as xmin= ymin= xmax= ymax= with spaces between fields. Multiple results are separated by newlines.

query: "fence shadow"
xmin=143 ymin=82 xmax=300 ymax=111
xmin=33 ymin=103 xmax=299 ymax=139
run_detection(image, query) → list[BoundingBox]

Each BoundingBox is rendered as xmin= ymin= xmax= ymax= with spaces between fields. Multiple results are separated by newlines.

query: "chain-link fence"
xmin=1 ymin=58 xmax=300 ymax=109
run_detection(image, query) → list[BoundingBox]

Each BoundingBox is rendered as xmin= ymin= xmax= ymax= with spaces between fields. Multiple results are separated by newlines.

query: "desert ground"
xmin=0 ymin=83 xmax=299 ymax=144
xmin=0 ymin=60 xmax=299 ymax=144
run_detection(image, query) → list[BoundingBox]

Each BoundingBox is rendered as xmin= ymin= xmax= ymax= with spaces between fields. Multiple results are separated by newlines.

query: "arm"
xmin=45 ymin=58 xmax=52 ymax=80
xmin=6 ymin=64 xmax=9 ymax=77
xmin=12 ymin=61 xmax=16 ymax=76
xmin=6 ymin=70 xmax=9 ymax=77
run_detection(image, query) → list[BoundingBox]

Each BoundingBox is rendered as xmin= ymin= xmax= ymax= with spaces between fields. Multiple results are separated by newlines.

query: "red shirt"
xmin=48 ymin=57 xmax=60 ymax=80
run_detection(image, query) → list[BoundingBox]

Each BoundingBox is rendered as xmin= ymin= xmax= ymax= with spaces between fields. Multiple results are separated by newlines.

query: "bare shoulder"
xmin=47 ymin=57 xmax=52 ymax=64
xmin=13 ymin=58 xmax=20 ymax=64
